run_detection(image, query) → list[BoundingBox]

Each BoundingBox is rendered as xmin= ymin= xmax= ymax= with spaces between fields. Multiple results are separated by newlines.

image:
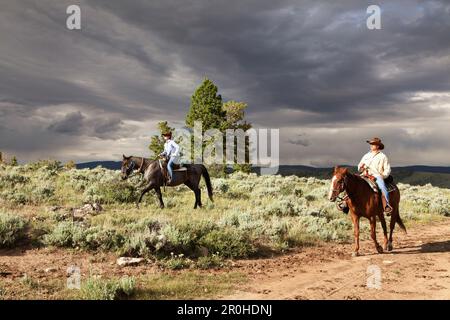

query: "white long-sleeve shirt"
xmin=161 ymin=139 xmax=180 ymax=158
xmin=358 ymin=151 xmax=391 ymax=179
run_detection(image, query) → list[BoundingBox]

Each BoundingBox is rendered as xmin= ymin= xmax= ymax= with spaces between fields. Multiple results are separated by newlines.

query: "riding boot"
xmin=381 ymin=195 xmax=393 ymax=216
xmin=343 ymin=202 xmax=349 ymax=214
xmin=338 ymin=200 xmax=349 ymax=214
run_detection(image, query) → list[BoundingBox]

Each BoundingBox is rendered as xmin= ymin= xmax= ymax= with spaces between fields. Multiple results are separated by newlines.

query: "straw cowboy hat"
xmin=366 ymin=137 xmax=384 ymax=150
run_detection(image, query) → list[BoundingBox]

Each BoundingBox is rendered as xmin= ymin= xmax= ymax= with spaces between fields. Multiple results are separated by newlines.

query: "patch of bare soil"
xmin=220 ymin=219 xmax=450 ymax=300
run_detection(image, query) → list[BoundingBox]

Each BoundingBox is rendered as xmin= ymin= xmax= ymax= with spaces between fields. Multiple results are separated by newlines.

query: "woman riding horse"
xmin=159 ymin=131 xmax=180 ymax=185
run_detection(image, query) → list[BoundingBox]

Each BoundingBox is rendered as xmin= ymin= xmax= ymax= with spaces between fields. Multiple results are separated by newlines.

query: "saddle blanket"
xmin=360 ymin=175 xmax=397 ymax=193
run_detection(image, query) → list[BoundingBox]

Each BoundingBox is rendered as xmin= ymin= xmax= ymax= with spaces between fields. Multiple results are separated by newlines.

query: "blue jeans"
xmin=375 ymin=176 xmax=389 ymax=203
xmin=167 ymin=157 xmax=175 ymax=180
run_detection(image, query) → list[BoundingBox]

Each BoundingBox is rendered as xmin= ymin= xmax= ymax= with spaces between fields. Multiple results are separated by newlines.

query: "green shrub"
xmin=161 ymin=220 xmax=215 ymax=255
xmin=0 ymin=213 xmax=27 ymax=247
xmin=159 ymin=254 xmax=193 ymax=270
xmin=80 ymin=276 xmax=136 ymax=300
xmin=200 ymin=227 xmax=256 ymax=258
xmin=196 ymin=254 xmax=226 ymax=269
xmin=43 ymin=222 xmax=123 ymax=250
xmin=119 ymin=229 xmax=165 ymax=257
xmin=94 ymin=182 xmax=137 ymax=204
xmin=213 ymin=179 xmax=229 ymax=194
xmin=0 ymin=191 xmax=28 ymax=205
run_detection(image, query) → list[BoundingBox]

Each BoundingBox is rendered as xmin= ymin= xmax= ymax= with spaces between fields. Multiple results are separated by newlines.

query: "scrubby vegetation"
xmin=1 ymin=160 xmax=449 ymax=268
xmin=80 ymin=276 xmax=136 ymax=300
xmin=0 ymin=212 xmax=28 ymax=247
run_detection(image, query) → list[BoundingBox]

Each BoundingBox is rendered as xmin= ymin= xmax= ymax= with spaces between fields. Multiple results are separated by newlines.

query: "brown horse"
xmin=121 ymin=155 xmax=213 ymax=209
xmin=328 ymin=166 xmax=406 ymax=256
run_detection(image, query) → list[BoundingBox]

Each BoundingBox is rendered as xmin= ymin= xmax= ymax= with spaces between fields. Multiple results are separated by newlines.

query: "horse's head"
xmin=121 ymin=155 xmax=135 ymax=180
xmin=328 ymin=166 xmax=348 ymax=202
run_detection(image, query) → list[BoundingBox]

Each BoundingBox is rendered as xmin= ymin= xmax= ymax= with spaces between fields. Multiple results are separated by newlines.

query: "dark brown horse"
xmin=329 ymin=166 xmax=406 ymax=256
xmin=121 ymin=155 xmax=213 ymax=209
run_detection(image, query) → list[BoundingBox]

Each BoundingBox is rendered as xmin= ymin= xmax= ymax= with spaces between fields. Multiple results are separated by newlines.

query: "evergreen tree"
xmin=186 ymin=78 xmax=226 ymax=131
xmin=10 ymin=156 xmax=18 ymax=166
xmin=185 ymin=79 xmax=254 ymax=175
xmin=223 ymin=101 xmax=252 ymax=173
xmin=223 ymin=100 xmax=252 ymax=131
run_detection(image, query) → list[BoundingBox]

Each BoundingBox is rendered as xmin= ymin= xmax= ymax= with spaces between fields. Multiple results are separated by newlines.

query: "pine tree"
xmin=148 ymin=121 xmax=175 ymax=159
xmin=223 ymin=101 xmax=252 ymax=173
xmin=186 ymin=78 xmax=226 ymax=131
xmin=10 ymin=156 xmax=18 ymax=166
xmin=223 ymin=100 xmax=252 ymax=131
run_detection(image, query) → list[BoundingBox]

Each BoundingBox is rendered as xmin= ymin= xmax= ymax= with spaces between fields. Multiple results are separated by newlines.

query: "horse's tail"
xmin=201 ymin=165 xmax=213 ymax=202
xmin=396 ymin=214 xmax=407 ymax=234
xmin=395 ymin=188 xmax=406 ymax=234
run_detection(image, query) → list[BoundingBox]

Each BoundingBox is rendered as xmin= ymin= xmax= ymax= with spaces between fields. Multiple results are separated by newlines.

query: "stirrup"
xmin=384 ymin=204 xmax=393 ymax=216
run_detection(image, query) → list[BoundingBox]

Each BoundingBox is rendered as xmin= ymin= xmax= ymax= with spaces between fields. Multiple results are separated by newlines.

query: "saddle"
xmin=337 ymin=175 xmax=397 ymax=214
xmin=360 ymin=174 xmax=397 ymax=193
xmin=158 ymin=157 xmax=187 ymax=185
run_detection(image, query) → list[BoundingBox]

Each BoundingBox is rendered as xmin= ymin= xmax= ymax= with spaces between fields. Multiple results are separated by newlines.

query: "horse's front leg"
xmin=136 ymin=183 xmax=154 ymax=209
xmin=351 ymin=213 xmax=360 ymax=256
xmin=370 ymin=217 xmax=383 ymax=254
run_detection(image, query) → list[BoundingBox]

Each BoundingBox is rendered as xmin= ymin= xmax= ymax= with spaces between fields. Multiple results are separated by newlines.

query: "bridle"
xmin=124 ymin=160 xmax=135 ymax=176
xmin=331 ymin=175 xmax=349 ymax=211
xmin=123 ymin=157 xmax=146 ymax=178
xmin=331 ymin=177 xmax=347 ymax=194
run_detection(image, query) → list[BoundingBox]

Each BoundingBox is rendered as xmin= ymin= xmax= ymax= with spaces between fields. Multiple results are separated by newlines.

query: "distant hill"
xmin=76 ymin=161 xmax=450 ymax=188
xmin=265 ymin=165 xmax=450 ymax=189
xmin=77 ymin=161 xmax=122 ymax=170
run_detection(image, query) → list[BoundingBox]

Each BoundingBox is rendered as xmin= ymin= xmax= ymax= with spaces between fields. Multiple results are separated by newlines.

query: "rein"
xmin=333 ymin=175 xmax=349 ymax=211
xmin=336 ymin=193 xmax=349 ymax=211
xmin=126 ymin=157 xmax=146 ymax=178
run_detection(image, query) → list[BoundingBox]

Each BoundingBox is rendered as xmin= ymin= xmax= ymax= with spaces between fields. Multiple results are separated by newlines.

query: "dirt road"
xmin=221 ymin=219 xmax=450 ymax=300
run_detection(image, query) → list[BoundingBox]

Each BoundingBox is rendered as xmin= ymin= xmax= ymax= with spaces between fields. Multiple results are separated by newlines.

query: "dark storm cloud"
xmin=47 ymin=110 xmax=127 ymax=138
xmin=86 ymin=0 xmax=450 ymax=121
xmin=48 ymin=111 xmax=85 ymax=134
xmin=0 ymin=0 xmax=449 ymax=164
xmin=287 ymin=134 xmax=310 ymax=147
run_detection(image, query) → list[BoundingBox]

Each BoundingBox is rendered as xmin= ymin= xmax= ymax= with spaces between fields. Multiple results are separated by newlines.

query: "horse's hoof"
xmin=159 ymin=205 xmax=164 ymax=209
xmin=387 ymin=242 xmax=393 ymax=252
xmin=376 ymin=245 xmax=384 ymax=254
xmin=351 ymin=251 xmax=359 ymax=257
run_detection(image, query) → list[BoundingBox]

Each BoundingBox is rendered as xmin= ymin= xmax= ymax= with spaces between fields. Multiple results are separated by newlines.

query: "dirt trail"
xmin=221 ymin=219 xmax=450 ymax=300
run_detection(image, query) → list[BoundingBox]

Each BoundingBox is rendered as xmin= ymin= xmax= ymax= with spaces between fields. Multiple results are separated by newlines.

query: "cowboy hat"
xmin=162 ymin=131 xmax=172 ymax=137
xmin=366 ymin=137 xmax=384 ymax=150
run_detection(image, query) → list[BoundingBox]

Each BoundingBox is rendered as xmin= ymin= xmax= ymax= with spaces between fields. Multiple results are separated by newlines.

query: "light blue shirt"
xmin=161 ymin=139 xmax=180 ymax=158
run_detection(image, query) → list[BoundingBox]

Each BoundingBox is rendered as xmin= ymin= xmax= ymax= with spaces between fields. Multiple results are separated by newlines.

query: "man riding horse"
xmin=329 ymin=138 xmax=405 ymax=255
xmin=159 ymin=131 xmax=180 ymax=185
xmin=358 ymin=137 xmax=393 ymax=215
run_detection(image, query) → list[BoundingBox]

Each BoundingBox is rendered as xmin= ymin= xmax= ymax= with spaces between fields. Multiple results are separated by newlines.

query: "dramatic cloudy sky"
xmin=1 ymin=0 xmax=450 ymax=166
